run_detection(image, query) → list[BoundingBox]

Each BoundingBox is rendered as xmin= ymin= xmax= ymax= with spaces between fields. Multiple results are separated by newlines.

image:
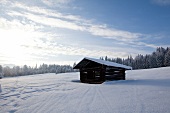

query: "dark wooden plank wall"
xmin=105 ymin=68 xmax=125 ymax=80
xmin=80 ymin=67 xmax=105 ymax=83
xmin=79 ymin=66 xmax=126 ymax=83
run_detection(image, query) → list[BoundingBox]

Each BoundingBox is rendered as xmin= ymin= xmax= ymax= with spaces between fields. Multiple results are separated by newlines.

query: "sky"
xmin=0 ymin=0 xmax=170 ymax=67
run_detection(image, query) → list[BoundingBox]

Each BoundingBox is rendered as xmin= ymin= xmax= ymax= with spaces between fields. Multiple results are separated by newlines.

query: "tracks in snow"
xmin=75 ymin=85 xmax=114 ymax=113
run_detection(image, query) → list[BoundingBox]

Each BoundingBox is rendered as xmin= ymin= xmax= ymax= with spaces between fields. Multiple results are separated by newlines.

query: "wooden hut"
xmin=73 ymin=57 xmax=132 ymax=84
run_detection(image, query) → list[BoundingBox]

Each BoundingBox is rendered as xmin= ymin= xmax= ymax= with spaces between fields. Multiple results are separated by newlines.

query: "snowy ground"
xmin=1 ymin=67 xmax=170 ymax=113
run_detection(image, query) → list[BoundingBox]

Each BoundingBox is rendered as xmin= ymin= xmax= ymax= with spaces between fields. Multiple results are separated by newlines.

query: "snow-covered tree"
xmin=144 ymin=55 xmax=150 ymax=69
xmin=100 ymin=47 xmax=170 ymax=70
xmin=164 ymin=48 xmax=170 ymax=66
xmin=105 ymin=56 xmax=108 ymax=61
xmin=149 ymin=52 xmax=157 ymax=68
xmin=155 ymin=47 xmax=165 ymax=67
xmin=0 ymin=65 xmax=2 ymax=73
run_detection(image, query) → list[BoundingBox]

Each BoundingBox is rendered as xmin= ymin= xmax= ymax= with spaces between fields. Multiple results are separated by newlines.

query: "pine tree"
xmin=23 ymin=65 xmax=28 ymax=75
xmin=149 ymin=52 xmax=157 ymax=68
xmin=0 ymin=65 xmax=2 ymax=73
xmin=100 ymin=57 xmax=104 ymax=60
xmin=144 ymin=55 xmax=150 ymax=69
xmin=0 ymin=65 xmax=3 ymax=79
xmin=164 ymin=48 xmax=170 ymax=66
xmin=155 ymin=47 xmax=165 ymax=67
xmin=105 ymin=56 xmax=108 ymax=61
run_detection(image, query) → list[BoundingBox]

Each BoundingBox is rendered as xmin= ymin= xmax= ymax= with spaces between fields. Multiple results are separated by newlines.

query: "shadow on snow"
xmin=104 ymin=79 xmax=170 ymax=87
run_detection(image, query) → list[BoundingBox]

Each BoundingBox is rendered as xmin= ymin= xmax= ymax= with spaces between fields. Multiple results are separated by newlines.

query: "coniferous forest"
xmin=0 ymin=64 xmax=75 ymax=77
xmin=100 ymin=47 xmax=170 ymax=70
xmin=0 ymin=47 xmax=170 ymax=77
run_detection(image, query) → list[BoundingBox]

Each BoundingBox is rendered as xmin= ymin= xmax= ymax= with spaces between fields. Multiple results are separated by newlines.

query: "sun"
xmin=0 ymin=29 xmax=33 ymax=66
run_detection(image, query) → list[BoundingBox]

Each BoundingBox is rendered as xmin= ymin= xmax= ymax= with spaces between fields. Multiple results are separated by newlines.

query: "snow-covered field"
xmin=1 ymin=67 xmax=170 ymax=113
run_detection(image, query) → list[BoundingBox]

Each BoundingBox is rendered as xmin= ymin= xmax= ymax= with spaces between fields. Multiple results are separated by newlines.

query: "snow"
xmin=76 ymin=57 xmax=132 ymax=70
xmin=1 ymin=67 xmax=170 ymax=113
xmin=74 ymin=57 xmax=132 ymax=70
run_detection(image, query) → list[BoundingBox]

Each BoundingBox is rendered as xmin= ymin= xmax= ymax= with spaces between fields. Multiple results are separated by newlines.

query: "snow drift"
xmin=1 ymin=67 xmax=170 ymax=113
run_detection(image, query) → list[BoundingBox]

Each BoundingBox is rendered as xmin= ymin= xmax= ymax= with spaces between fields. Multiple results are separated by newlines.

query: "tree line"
xmin=100 ymin=47 xmax=170 ymax=70
xmin=1 ymin=47 xmax=170 ymax=77
xmin=0 ymin=64 xmax=76 ymax=77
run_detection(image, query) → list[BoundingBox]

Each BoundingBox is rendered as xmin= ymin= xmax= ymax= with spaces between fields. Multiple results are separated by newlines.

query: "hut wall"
xmin=79 ymin=66 xmax=126 ymax=83
xmin=105 ymin=68 xmax=125 ymax=80
xmin=80 ymin=67 xmax=105 ymax=83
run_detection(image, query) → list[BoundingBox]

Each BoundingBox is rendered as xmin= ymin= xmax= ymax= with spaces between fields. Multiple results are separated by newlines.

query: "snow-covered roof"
xmin=74 ymin=57 xmax=132 ymax=70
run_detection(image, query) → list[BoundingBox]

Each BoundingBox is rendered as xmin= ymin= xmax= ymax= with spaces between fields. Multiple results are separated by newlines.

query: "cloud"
xmin=1 ymin=0 xmax=164 ymax=66
xmin=12 ymin=2 xmax=83 ymax=21
xmin=44 ymin=0 xmax=74 ymax=4
xmin=7 ymin=2 xmax=146 ymax=44
xmin=23 ymin=41 xmax=131 ymax=59
xmin=41 ymin=0 xmax=75 ymax=9
xmin=8 ymin=11 xmax=144 ymax=42
xmin=7 ymin=2 xmax=87 ymax=31
xmin=0 ymin=17 xmax=41 ymax=31
xmin=0 ymin=17 xmax=134 ymax=65
xmin=88 ymin=25 xmax=142 ymax=42
xmin=25 ymin=13 xmax=85 ymax=31
xmin=1 ymin=1 xmax=167 ymax=49
xmin=0 ymin=16 xmax=157 ymax=63
xmin=151 ymin=0 xmax=170 ymax=5
xmin=7 ymin=2 xmax=161 ymax=47
xmin=0 ymin=17 xmax=60 ymax=65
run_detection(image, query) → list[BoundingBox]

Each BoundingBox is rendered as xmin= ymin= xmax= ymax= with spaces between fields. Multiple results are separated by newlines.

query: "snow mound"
xmin=1 ymin=67 xmax=170 ymax=113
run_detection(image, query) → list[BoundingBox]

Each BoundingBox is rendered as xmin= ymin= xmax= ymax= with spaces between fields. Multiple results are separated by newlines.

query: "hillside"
xmin=1 ymin=67 xmax=170 ymax=113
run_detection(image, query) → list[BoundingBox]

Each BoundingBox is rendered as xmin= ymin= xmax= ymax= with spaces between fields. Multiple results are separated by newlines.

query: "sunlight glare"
xmin=0 ymin=29 xmax=36 ymax=65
